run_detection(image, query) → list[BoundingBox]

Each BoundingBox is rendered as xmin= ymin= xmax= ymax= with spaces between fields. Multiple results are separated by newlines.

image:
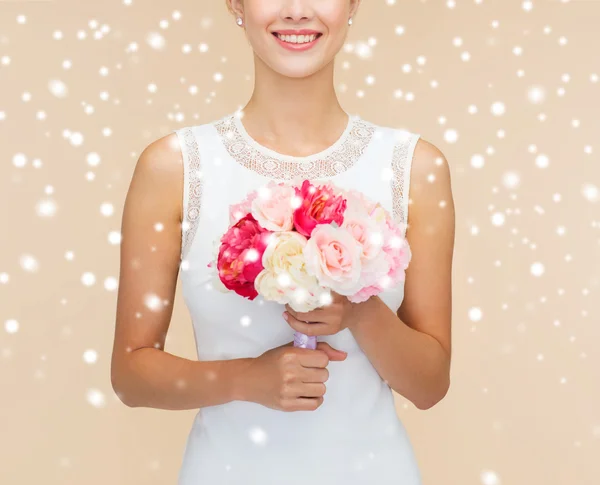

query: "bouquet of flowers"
xmin=207 ymin=179 xmax=411 ymax=349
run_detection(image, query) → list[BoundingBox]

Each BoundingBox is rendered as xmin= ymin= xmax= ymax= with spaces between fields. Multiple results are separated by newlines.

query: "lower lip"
xmin=272 ymin=33 xmax=322 ymax=51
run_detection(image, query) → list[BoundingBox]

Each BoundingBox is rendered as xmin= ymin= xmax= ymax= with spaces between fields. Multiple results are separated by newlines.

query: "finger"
xmin=283 ymin=312 xmax=330 ymax=336
xmin=301 ymin=367 xmax=329 ymax=384
xmin=316 ymin=342 xmax=348 ymax=361
xmin=285 ymin=306 xmax=327 ymax=323
xmin=283 ymin=396 xmax=323 ymax=412
xmin=297 ymin=349 xmax=330 ymax=369
xmin=292 ymin=382 xmax=326 ymax=398
xmin=327 ymin=352 xmax=348 ymax=362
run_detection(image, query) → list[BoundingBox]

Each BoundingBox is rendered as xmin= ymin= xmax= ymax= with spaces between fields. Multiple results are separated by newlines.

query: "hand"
xmin=283 ymin=291 xmax=359 ymax=338
xmin=240 ymin=340 xmax=347 ymax=412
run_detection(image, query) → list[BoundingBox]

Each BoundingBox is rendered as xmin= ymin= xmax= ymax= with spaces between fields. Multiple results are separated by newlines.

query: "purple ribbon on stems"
xmin=293 ymin=324 xmax=317 ymax=350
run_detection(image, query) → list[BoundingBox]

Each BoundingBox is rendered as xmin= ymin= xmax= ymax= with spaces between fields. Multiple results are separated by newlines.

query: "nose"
xmin=280 ymin=0 xmax=314 ymax=22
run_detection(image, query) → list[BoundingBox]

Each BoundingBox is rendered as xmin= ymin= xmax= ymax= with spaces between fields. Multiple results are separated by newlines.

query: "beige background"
xmin=1 ymin=0 xmax=599 ymax=484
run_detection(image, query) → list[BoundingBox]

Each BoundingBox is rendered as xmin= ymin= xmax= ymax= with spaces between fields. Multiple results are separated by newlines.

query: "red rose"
xmin=216 ymin=214 xmax=273 ymax=299
xmin=293 ymin=179 xmax=347 ymax=237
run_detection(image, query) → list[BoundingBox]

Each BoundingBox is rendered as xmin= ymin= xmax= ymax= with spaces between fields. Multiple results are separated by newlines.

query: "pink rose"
xmin=347 ymin=284 xmax=381 ymax=303
xmin=293 ymin=179 xmax=347 ymax=237
xmin=342 ymin=216 xmax=384 ymax=263
xmin=341 ymin=195 xmax=394 ymax=293
xmin=346 ymin=225 xmax=390 ymax=290
xmin=216 ymin=213 xmax=273 ymax=299
xmin=251 ymin=180 xmax=296 ymax=231
xmin=341 ymin=188 xmax=378 ymax=217
xmin=381 ymin=217 xmax=411 ymax=286
xmin=303 ymin=224 xmax=363 ymax=296
xmin=229 ymin=190 xmax=259 ymax=225
xmin=347 ymin=216 xmax=411 ymax=303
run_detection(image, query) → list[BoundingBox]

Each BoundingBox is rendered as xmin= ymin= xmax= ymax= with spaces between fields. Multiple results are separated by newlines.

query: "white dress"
xmin=173 ymin=111 xmax=422 ymax=485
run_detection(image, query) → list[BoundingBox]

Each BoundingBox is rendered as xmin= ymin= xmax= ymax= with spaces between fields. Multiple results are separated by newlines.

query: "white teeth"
xmin=275 ymin=33 xmax=318 ymax=44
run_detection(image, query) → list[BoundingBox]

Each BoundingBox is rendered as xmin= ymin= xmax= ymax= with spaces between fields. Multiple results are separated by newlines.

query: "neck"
xmin=238 ymin=54 xmax=348 ymax=149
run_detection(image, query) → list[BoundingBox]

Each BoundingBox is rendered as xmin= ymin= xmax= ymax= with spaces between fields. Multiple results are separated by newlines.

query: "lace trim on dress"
xmin=213 ymin=114 xmax=376 ymax=180
xmin=178 ymin=127 xmax=203 ymax=261
xmin=391 ymin=131 xmax=419 ymax=238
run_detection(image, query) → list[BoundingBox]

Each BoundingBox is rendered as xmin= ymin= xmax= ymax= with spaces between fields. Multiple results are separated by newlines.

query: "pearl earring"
xmin=348 ymin=17 xmax=353 ymax=25
xmin=236 ymin=17 xmax=243 ymax=26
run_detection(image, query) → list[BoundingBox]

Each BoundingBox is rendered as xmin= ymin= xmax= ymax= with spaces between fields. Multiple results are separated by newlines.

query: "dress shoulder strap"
xmin=390 ymin=129 xmax=421 ymax=238
xmin=174 ymin=125 xmax=204 ymax=262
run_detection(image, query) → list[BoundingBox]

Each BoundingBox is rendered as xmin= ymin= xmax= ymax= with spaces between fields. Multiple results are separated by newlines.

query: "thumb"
xmin=316 ymin=341 xmax=348 ymax=361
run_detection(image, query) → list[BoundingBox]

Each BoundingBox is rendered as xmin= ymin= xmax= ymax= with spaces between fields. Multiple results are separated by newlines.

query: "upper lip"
xmin=272 ymin=29 xmax=322 ymax=35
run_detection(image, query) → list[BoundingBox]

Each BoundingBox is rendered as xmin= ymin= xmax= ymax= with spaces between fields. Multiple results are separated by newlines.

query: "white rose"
xmin=255 ymin=231 xmax=330 ymax=312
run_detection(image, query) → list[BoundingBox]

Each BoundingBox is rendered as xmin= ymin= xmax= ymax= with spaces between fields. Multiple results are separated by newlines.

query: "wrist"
xmin=347 ymin=296 xmax=378 ymax=332
xmin=228 ymin=357 xmax=255 ymax=403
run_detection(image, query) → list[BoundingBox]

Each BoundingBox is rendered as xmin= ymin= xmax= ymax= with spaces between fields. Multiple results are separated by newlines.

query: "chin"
xmin=268 ymin=57 xmax=331 ymax=79
xmin=276 ymin=66 xmax=322 ymax=78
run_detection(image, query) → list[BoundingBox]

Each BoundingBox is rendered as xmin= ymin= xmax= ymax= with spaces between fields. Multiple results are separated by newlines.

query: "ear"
xmin=350 ymin=0 xmax=361 ymax=18
xmin=227 ymin=0 xmax=244 ymax=17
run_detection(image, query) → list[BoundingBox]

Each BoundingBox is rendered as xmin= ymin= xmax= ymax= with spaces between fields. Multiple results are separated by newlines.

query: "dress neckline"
xmin=231 ymin=110 xmax=356 ymax=164
xmin=213 ymin=111 xmax=376 ymax=181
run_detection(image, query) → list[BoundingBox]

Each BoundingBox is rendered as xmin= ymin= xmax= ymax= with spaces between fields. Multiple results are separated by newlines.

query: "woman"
xmin=110 ymin=0 xmax=455 ymax=483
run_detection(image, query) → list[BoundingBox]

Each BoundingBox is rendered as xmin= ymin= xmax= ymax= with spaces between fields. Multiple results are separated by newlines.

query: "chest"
xmin=175 ymin=118 xmax=409 ymax=355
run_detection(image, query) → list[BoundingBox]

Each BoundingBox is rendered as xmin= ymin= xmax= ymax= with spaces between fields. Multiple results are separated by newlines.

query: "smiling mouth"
xmin=272 ymin=32 xmax=323 ymax=44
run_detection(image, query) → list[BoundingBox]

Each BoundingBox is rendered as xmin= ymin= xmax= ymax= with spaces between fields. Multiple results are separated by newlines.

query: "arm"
xmin=348 ymin=138 xmax=455 ymax=410
xmin=110 ymin=133 xmax=252 ymax=410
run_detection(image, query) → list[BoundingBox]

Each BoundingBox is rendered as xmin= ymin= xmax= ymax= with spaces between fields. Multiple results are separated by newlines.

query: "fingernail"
xmin=282 ymin=312 xmax=288 ymax=320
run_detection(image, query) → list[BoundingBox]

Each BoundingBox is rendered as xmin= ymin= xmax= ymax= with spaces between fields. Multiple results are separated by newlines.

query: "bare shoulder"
xmin=409 ymin=137 xmax=453 ymax=204
xmin=406 ymin=135 xmax=455 ymax=259
xmin=128 ymin=132 xmax=185 ymax=223
xmin=404 ymin=136 xmax=455 ymax=238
